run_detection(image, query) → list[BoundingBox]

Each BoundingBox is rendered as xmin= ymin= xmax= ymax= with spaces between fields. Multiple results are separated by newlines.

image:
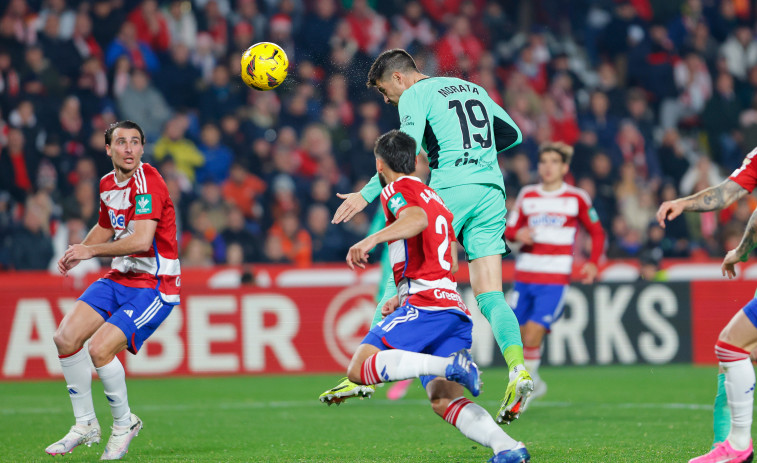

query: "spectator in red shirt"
xmin=127 ymin=0 xmax=170 ymax=53
xmin=435 ymin=17 xmax=483 ymax=77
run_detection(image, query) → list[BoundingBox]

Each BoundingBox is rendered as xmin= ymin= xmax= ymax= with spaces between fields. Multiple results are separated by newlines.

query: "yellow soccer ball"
xmin=240 ymin=42 xmax=289 ymax=90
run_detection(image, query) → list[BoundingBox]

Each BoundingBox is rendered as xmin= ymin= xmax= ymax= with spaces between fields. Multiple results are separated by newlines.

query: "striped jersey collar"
xmin=112 ymin=162 xmax=144 ymax=187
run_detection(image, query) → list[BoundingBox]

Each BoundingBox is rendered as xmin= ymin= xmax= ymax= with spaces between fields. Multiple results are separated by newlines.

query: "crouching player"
xmin=46 ymin=120 xmax=180 ymax=460
xmin=505 ymin=142 xmax=605 ymax=408
xmin=341 ymin=130 xmax=529 ymax=463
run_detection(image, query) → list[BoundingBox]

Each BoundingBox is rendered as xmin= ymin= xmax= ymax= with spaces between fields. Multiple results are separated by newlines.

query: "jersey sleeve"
xmin=382 ymin=183 xmax=424 ymax=219
xmin=398 ymin=89 xmax=427 ymax=156
xmin=98 ymin=197 xmax=112 ymax=229
xmin=576 ymin=192 xmax=605 ymax=265
xmin=133 ymin=170 xmax=167 ymax=221
xmin=504 ymin=189 xmax=527 ymax=241
xmin=490 ymin=102 xmax=522 ymax=153
xmin=360 ymin=174 xmax=382 ymax=203
xmin=729 ymin=148 xmax=757 ymax=193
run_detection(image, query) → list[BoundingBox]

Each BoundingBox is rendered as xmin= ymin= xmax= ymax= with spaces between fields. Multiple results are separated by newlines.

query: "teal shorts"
xmin=438 ymin=183 xmax=509 ymax=261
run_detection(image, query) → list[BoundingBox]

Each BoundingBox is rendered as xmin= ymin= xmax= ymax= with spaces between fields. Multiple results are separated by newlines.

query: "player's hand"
xmin=580 ymin=262 xmax=598 ymax=284
xmin=346 ymin=237 xmax=374 ymax=270
xmin=57 ymin=254 xmax=78 ymax=276
xmin=381 ymin=296 xmax=400 ymax=317
xmin=722 ymin=248 xmax=747 ymax=279
xmin=332 ymin=192 xmax=368 ymax=224
xmin=515 ymin=228 xmax=534 ymax=245
xmin=61 ymin=244 xmax=94 ymax=274
xmin=656 ymin=200 xmax=686 ymax=228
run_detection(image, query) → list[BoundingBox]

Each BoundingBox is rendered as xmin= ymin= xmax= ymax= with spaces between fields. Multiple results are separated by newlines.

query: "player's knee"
xmin=53 ymin=327 xmax=81 ymax=355
xmin=87 ymin=337 xmax=114 ymax=367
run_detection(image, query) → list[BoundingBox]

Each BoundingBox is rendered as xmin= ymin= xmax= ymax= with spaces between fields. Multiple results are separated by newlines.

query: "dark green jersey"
xmin=361 ymin=76 xmax=522 ymax=202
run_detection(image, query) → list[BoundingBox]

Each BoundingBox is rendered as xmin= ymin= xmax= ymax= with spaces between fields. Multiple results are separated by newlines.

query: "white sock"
xmin=59 ymin=348 xmax=97 ymax=425
xmin=96 ymin=358 xmax=131 ymax=427
xmin=722 ymin=358 xmax=755 ymax=450
xmin=524 ymin=346 xmax=541 ymax=385
xmin=444 ymin=397 xmax=518 ymax=454
xmin=360 ymin=350 xmax=451 ymax=384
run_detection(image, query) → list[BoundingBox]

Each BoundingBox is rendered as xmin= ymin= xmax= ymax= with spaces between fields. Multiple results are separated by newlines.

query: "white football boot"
xmin=45 ymin=421 xmax=101 ymax=455
xmin=101 ymin=414 xmax=142 ymax=460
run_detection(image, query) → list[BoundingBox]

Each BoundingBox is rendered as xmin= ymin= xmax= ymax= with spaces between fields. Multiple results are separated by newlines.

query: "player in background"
xmin=324 ymin=48 xmax=532 ymax=424
xmin=46 ymin=120 xmax=180 ymax=460
xmin=341 ymin=130 xmax=530 ymax=463
xmin=657 ymin=148 xmax=757 ymax=463
xmin=505 ymin=142 xmax=605 ymax=407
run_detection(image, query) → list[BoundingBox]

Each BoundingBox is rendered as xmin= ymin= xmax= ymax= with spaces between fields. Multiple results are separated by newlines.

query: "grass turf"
xmin=0 ymin=364 xmax=728 ymax=462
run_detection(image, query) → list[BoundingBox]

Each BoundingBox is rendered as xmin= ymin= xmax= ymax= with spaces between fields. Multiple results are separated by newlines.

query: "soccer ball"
xmin=240 ymin=42 xmax=289 ymax=91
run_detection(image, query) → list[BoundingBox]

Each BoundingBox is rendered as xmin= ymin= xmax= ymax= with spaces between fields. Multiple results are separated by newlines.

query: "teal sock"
xmin=476 ymin=291 xmax=524 ymax=368
xmin=713 ymin=372 xmax=731 ymax=447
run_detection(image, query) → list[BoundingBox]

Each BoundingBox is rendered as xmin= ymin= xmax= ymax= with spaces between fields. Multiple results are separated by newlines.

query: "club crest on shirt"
xmin=388 ymin=193 xmax=407 ymax=216
xmin=135 ymin=194 xmax=152 ymax=215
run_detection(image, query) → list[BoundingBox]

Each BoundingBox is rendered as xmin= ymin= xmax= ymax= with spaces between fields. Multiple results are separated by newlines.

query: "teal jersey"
xmin=361 ymin=76 xmax=522 ymax=202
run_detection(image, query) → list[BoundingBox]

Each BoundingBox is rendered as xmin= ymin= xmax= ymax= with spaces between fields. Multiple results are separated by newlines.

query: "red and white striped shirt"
xmin=505 ymin=183 xmax=605 ymax=285
xmin=98 ymin=163 xmax=181 ymax=304
xmin=380 ymin=176 xmax=470 ymax=316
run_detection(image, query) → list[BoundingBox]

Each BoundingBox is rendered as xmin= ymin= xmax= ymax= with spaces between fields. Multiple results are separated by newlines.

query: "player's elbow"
xmin=135 ymin=237 xmax=153 ymax=253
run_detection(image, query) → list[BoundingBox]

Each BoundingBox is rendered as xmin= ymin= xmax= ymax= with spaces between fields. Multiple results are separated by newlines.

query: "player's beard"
xmin=378 ymin=172 xmax=387 ymax=188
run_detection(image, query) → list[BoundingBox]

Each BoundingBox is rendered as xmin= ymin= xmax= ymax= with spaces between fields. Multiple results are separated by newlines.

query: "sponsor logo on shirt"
xmin=109 ymin=210 xmax=126 ymax=229
xmin=388 ymin=193 xmax=407 ymax=216
xmin=135 ymin=194 xmax=152 ymax=215
xmin=401 ymin=115 xmax=414 ymax=127
xmin=528 ymin=214 xmax=568 ymax=228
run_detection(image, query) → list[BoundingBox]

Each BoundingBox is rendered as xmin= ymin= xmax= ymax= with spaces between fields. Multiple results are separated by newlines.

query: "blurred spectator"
xmin=10 ymin=193 xmax=54 ymax=270
xmin=702 ymin=72 xmax=742 ymax=169
xmin=38 ymin=13 xmax=81 ymax=79
xmin=164 ymin=0 xmax=198 ymax=49
xmin=393 ymin=1 xmax=435 ymax=50
xmin=638 ymin=247 xmax=665 ymax=281
xmin=219 ymin=206 xmax=262 ymax=263
xmin=345 ymin=0 xmax=388 ymax=57
xmin=658 ymin=128 xmax=692 ymax=187
xmin=36 ymin=0 xmax=76 ymax=40
xmin=719 ymin=22 xmax=757 ymax=82
xmin=153 ymin=115 xmax=204 ymax=183
xmin=196 ymin=122 xmax=233 ymax=184
xmin=222 ymin=162 xmax=266 ymax=220
xmin=660 ymin=51 xmax=712 ymax=129
xmin=199 ymin=0 xmax=229 ymax=55
xmin=91 ymin=0 xmax=126 ymax=50
xmin=298 ymin=0 xmax=339 ymax=65
xmin=268 ymin=210 xmax=312 ymax=267
xmin=48 ymin=216 xmax=100 ymax=276
xmin=580 ymin=90 xmax=620 ymax=151
xmin=436 ymin=16 xmax=482 ymax=77
xmin=117 ymin=69 xmax=172 ymax=141
xmin=61 ymin=181 xmax=98 ymax=229
xmin=307 ymin=203 xmax=346 ymax=261
xmin=105 ymin=22 xmax=160 ymax=73
xmin=199 ymin=64 xmax=241 ymax=123
xmin=21 ymin=45 xmax=66 ymax=99
xmin=181 ymin=235 xmax=214 ymax=267
xmin=155 ymin=43 xmax=201 ymax=111
xmin=611 ymin=120 xmax=659 ymax=180
xmin=128 ymin=0 xmax=171 ymax=53
xmin=0 ymin=128 xmax=34 ymax=203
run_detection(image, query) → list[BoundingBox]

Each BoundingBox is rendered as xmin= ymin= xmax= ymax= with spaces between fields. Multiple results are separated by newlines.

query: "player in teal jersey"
xmin=322 ymin=49 xmax=532 ymax=424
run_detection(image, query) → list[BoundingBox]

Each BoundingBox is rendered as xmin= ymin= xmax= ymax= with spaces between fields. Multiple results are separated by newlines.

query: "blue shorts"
xmin=742 ymin=298 xmax=757 ymax=328
xmin=78 ymin=279 xmax=174 ymax=354
xmin=362 ymin=303 xmax=472 ymax=389
xmin=511 ymin=281 xmax=568 ymax=330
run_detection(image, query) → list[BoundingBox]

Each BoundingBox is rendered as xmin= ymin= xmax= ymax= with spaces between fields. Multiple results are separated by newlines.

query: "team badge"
xmin=135 ymin=194 xmax=152 ymax=215
xmin=388 ymin=193 xmax=407 ymax=216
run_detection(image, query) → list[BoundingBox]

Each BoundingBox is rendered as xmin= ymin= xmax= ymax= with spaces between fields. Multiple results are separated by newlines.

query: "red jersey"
xmin=505 ymin=183 xmax=605 ymax=285
xmin=98 ymin=163 xmax=181 ymax=304
xmin=380 ymin=176 xmax=469 ymax=316
xmin=730 ymin=147 xmax=757 ymax=193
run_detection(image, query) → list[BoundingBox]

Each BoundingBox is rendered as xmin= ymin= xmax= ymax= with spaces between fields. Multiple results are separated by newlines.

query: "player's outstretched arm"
xmin=656 ymin=179 xmax=748 ymax=228
xmin=70 ymin=219 xmax=157 ymax=263
xmin=723 ymin=207 xmax=757 ymax=278
xmin=333 ymin=192 xmax=369 ymax=224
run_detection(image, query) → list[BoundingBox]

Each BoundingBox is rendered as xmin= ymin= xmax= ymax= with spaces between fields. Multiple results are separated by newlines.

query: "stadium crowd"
xmin=1 ymin=0 xmax=756 ymax=272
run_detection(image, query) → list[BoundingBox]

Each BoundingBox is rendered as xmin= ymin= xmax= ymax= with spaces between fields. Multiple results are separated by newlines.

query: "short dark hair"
xmin=374 ymin=130 xmax=416 ymax=174
xmin=105 ymin=120 xmax=145 ymax=145
xmin=367 ymin=49 xmax=419 ymax=88
xmin=538 ymin=141 xmax=574 ymax=164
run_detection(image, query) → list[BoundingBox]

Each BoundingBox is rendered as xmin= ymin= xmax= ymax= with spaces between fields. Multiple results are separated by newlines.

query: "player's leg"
xmin=347 ymin=306 xmax=481 ymax=396
xmin=93 ymin=288 xmax=171 ymax=460
xmin=690 ymin=305 xmax=757 ymax=463
xmin=426 ymin=378 xmax=529 ymax=462
xmin=46 ymin=300 xmax=108 ymax=456
xmin=713 ymin=366 xmax=730 ymax=448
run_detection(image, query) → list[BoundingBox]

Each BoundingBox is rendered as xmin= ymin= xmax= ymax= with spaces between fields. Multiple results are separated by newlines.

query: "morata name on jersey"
xmin=437 ymin=84 xmax=480 ymax=98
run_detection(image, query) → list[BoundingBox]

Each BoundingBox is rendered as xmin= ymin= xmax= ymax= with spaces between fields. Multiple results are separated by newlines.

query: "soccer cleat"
xmin=319 ymin=377 xmax=375 ymax=406
xmin=387 ymin=379 xmax=413 ymax=400
xmin=689 ymin=439 xmax=754 ymax=463
xmin=488 ymin=442 xmax=531 ymax=463
xmin=45 ymin=421 xmax=101 ymax=456
xmin=497 ymin=369 xmax=534 ymax=424
xmin=522 ymin=378 xmax=547 ymax=412
xmin=445 ymin=349 xmax=481 ymax=397
xmin=100 ymin=413 xmax=142 ymax=460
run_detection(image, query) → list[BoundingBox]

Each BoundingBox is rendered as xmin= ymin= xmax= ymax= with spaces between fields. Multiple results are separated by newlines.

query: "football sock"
xmin=96 ymin=357 xmax=132 ymax=427
xmin=475 ymin=292 xmax=524 ymax=369
xmin=59 ymin=348 xmax=97 ymax=425
xmin=361 ymin=350 xmax=450 ymax=384
xmin=524 ymin=346 xmax=542 ymax=385
xmin=444 ymin=397 xmax=518 ymax=454
xmin=715 ymin=340 xmax=754 ymax=451
xmin=713 ymin=372 xmax=731 ymax=446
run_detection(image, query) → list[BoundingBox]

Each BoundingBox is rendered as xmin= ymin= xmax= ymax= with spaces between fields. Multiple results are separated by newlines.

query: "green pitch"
xmin=0 ymin=365 xmax=729 ymax=462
